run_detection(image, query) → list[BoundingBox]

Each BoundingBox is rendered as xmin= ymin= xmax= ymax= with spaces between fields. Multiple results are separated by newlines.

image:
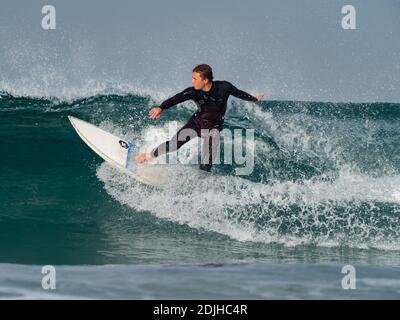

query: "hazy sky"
xmin=0 ymin=0 xmax=399 ymax=102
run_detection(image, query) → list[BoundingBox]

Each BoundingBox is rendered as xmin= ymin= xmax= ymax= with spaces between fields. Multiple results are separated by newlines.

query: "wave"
xmin=1 ymin=90 xmax=400 ymax=252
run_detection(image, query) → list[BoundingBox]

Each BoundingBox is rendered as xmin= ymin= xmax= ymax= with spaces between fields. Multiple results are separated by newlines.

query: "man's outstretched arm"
xmin=159 ymin=87 xmax=195 ymax=110
xmin=149 ymin=87 xmax=195 ymax=119
xmin=230 ymin=83 xmax=264 ymax=102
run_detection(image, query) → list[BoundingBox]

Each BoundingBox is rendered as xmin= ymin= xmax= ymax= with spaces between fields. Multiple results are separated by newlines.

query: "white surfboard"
xmin=68 ymin=116 xmax=168 ymax=187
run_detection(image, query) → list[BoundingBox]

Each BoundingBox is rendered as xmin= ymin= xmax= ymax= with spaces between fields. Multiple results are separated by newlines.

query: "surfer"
xmin=135 ymin=64 xmax=264 ymax=171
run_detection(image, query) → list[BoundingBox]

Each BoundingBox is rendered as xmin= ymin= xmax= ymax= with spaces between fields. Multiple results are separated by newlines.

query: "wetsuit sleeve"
xmin=229 ymin=83 xmax=258 ymax=102
xmin=159 ymin=87 xmax=196 ymax=110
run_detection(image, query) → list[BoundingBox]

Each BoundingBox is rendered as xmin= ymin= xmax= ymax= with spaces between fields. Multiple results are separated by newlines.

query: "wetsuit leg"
xmin=199 ymin=126 xmax=222 ymax=172
xmin=151 ymin=116 xmax=200 ymax=158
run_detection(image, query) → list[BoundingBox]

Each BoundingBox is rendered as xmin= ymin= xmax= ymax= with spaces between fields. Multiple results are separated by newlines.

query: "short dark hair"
xmin=192 ymin=64 xmax=213 ymax=81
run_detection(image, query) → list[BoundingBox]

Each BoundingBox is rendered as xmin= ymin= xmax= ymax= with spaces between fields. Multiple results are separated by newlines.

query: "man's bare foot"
xmin=134 ymin=152 xmax=151 ymax=164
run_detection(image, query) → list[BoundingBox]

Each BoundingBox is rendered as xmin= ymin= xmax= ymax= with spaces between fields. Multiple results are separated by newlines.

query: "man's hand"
xmin=149 ymin=107 xmax=162 ymax=119
xmin=256 ymin=93 xmax=265 ymax=101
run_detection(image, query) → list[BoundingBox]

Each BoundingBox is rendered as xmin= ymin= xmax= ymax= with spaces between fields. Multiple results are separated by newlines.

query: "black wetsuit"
xmin=151 ymin=80 xmax=258 ymax=171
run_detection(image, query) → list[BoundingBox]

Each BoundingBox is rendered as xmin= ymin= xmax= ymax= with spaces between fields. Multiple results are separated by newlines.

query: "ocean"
xmin=0 ymin=90 xmax=399 ymax=299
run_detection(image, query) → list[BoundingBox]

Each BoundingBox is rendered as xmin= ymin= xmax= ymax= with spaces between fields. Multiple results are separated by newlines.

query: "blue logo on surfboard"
xmin=125 ymin=141 xmax=138 ymax=171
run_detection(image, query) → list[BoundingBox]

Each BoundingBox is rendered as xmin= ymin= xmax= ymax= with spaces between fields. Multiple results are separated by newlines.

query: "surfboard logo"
xmin=125 ymin=142 xmax=138 ymax=171
xmin=119 ymin=140 xmax=129 ymax=149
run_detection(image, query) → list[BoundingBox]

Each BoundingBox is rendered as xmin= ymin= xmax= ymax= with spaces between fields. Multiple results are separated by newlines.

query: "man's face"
xmin=192 ymin=72 xmax=209 ymax=90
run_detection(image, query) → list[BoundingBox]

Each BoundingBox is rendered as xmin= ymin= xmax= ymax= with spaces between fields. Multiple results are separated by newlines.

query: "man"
xmin=135 ymin=64 xmax=264 ymax=171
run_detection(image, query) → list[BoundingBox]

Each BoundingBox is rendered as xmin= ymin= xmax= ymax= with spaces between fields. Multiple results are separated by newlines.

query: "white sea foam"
xmin=96 ymin=120 xmax=400 ymax=251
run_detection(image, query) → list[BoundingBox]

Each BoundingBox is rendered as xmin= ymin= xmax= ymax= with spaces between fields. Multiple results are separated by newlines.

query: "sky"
xmin=0 ymin=0 xmax=399 ymax=102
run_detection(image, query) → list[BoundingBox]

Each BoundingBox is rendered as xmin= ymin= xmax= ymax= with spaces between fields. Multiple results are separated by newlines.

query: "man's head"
xmin=192 ymin=64 xmax=213 ymax=90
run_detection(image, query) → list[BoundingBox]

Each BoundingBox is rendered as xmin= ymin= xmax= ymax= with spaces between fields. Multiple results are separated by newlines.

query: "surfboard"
xmin=68 ymin=116 xmax=168 ymax=187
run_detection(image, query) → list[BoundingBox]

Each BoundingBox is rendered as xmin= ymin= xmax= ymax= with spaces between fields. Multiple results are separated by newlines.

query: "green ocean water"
xmin=0 ymin=91 xmax=399 ymax=298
